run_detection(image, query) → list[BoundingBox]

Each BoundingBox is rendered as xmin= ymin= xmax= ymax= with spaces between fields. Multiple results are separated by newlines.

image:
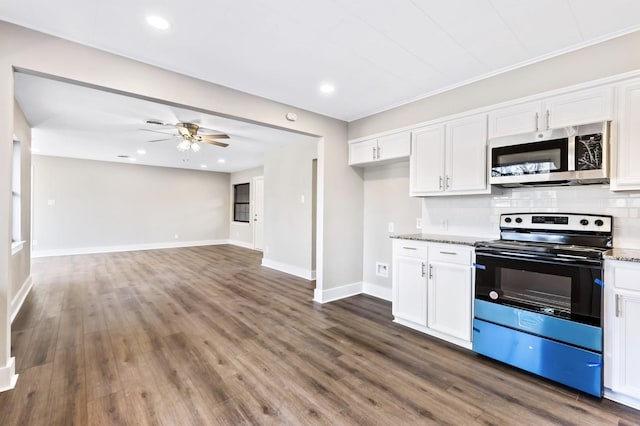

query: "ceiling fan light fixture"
xmin=177 ymin=140 xmax=190 ymax=151
xmin=190 ymin=142 xmax=201 ymax=152
xmin=146 ymin=15 xmax=170 ymax=30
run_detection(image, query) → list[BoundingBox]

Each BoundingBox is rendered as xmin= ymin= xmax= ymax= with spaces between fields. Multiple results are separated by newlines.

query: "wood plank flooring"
xmin=1 ymin=244 xmax=639 ymax=425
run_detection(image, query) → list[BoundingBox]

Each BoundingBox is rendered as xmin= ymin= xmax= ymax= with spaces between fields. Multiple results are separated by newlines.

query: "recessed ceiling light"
xmin=319 ymin=83 xmax=335 ymax=94
xmin=200 ymin=164 xmax=207 ymax=168
xmin=137 ymin=149 xmax=146 ymax=155
xmin=146 ymin=15 xmax=170 ymax=30
xmin=218 ymin=159 xmax=226 ymax=163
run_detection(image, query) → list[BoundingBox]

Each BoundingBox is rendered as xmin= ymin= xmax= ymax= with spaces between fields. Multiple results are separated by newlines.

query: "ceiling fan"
xmin=143 ymin=119 xmax=230 ymax=152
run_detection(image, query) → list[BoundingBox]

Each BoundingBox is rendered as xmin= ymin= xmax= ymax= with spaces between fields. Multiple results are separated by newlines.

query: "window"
xmin=233 ymin=183 xmax=250 ymax=223
xmin=12 ymin=138 xmax=21 ymax=243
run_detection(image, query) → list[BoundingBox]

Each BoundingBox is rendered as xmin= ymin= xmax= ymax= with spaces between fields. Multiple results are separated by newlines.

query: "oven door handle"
xmin=475 ymin=251 xmax=603 ymax=267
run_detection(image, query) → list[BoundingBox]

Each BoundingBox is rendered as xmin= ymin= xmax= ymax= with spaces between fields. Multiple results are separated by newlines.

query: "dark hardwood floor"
xmin=1 ymin=245 xmax=639 ymax=425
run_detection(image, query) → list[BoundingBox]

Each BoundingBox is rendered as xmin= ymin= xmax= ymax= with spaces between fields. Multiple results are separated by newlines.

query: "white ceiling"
xmin=2 ymin=0 xmax=640 ymax=121
xmin=14 ymin=72 xmax=315 ymax=173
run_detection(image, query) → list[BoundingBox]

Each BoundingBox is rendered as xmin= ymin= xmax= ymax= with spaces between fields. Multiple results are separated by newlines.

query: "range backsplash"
xmin=421 ymin=185 xmax=640 ymax=249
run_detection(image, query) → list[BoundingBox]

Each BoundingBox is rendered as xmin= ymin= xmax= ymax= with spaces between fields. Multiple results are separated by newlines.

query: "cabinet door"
xmin=349 ymin=139 xmax=378 ymax=165
xmin=446 ymin=114 xmax=488 ymax=194
xmin=410 ymin=125 xmax=445 ymax=195
xmin=612 ymin=80 xmax=640 ymax=190
xmin=545 ymin=87 xmax=613 ymax=129
xmin=611 ymin=290 xmax=640 ymax=400
xmin=393 ymin=256 xmax=427 ymax=326
xmin=488 ymin=101 xmax=541 ymax=138
xmin=427 ymin=261 xmax=472 ymax=342
xmin=377 ymin=131 xmax=410 ymax=161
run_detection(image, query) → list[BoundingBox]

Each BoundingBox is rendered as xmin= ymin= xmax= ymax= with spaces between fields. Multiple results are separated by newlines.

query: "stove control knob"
xmin=504 ymin=217 xmax=512 ymax=223
xmin=595 ymin=219 xmax=604 ymax=227
xmin=580 ymin=219 xmax=589 ymax=226
xmin=515 ymin=217 xmax=523 ymax=224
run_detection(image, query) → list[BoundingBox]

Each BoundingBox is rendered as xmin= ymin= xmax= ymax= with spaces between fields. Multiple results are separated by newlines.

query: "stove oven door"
xmin=474 ymin=252 xmax=602 ymax=327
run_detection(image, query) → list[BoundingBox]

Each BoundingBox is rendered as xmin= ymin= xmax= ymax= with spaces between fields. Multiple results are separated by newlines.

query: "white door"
xmin=376 ymin=131 xmax=410 ymax=161
xmin=410 ymin=124 xmax=445 ymax=195
xmin=544 ymin=86 xmax=613 ymax=129
xmin=612 ymin=79 xmax=640 ymax=190
xmin=253 ymin=176 xmax=264 ymax=251
xmin=348 ymin=138 xmax=378 ymax=165
xmin=446 ymin=114 xmax=488 ymax=194
xmin=393 ymin=256 xmax=428 ymax=326
xmin=612 ymin=290 xmax=640 ymax=400
xmin=427 ymin=261 xmax=472 ymax=342
xmin=488 ymin=101 xmax=541 ymax=138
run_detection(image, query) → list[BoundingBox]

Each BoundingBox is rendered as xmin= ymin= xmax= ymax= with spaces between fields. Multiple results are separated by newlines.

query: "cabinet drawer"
xmin=394 ymin=242 xmax=428 ymax=259
xmin=429 ymin=245 xmax=471 ymax=265
xmin=609 ymin=262 xmax=640 ymax=292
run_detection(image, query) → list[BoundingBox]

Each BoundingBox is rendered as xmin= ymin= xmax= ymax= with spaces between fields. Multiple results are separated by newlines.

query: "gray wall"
xmin=10 ymin=101 xmax=31 ymax=303
xmin=32 ymin=156 xmax=230 ymax=253
xmin=363 ymin=161 xmax=421 ymax=297
xmin=264 ymin=139 xmax=318 ymax=274
xmin=349 ymin=31 xmax=640 ymax=139
xmin=229 ymin=166 xmax=263 ymax=247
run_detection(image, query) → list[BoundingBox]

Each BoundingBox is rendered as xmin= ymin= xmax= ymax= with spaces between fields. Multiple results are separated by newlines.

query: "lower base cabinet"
xmin=604 ymin=260 xmax=640 ymax=410
xmin=392 ymin=239 xmax=473 ymax=349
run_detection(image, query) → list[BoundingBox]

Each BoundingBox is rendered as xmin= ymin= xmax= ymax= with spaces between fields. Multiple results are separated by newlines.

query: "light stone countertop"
xmin=604 ymin=248 xmax=640 ymax=263
xmin=390 ymin=233 xmax=493 ymax=247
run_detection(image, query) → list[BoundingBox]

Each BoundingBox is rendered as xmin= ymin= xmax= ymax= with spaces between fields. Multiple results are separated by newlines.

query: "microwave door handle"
xmin=535 ymin=112 xmax=539 ymax=131
xmin=568 ymin=135 xmax=576 ymax=171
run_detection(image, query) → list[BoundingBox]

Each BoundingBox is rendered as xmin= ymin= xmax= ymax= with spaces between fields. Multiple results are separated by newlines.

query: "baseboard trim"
xmin=11 ymin=275 xmax=33 ymax=323
xmin=0 ymin=358 xmax=18 ymax=393
xmin=604 ymin=388 xmax=640 ymax=411
xmin=362 ymin=281 xmax=392 ymax=302
xmin=313 ymin=282 xmax=363 ymax=304
xmin=261 ymin=258 xmax=314 ymax=280
xmin=31 ymin=239 xmax=230 ymax=258
xmin=228 ymin=240 xmax=257 ymax=250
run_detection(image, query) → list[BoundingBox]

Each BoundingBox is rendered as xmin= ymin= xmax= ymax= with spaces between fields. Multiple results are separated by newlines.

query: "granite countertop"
xmin=604 ymin=248 xmax=640 ymax=263
xmin=390 ymin=233 xmax=492 ymax=247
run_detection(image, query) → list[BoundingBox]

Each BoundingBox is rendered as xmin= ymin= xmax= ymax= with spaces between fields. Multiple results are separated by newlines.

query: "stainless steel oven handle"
xmin=475 ymin=250 xmax=602 ymax=266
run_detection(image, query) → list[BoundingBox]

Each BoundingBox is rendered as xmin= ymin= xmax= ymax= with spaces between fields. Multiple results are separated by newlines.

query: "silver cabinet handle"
xmin=439 ymin=251 xmax=457 ymax=255
xmin=421 ymin=262 xmax=426 ymax=277
xmin=446 ymin=175 xmax=451 ymax=189
xmin=535 ymin=112 xmax=539 ymax=131
xmin=438 ymin=176 xmax=443 ymax=190
xmin=377 ymin=145 xmax=381 ymax=159
xmin=616 ymin=294 xmax=622 ymax=317
xmin=402 ymin=246 xmax=417 ymax=250
xmin=372 ymin=147 xmax=377 ymax=160
xmin=545 ymin=109 xmax=550 ymax=129
xmin=428 ymin=264 xmax=433 ymax=279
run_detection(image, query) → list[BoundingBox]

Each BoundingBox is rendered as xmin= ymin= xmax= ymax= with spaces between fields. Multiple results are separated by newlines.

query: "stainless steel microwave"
xmin=489 ymin=121 xmax=610 ymax=187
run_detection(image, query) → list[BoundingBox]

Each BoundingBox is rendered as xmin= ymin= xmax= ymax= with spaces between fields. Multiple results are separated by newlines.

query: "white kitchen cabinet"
xmin=612 ymin=78 xmax=640 ymax=191
xmin=488 ymin=86 xmax=613 ymax=139
xmin=349 ymin=131 xmax=410 ymax=166
xmin=410 ymin=114 xmax=488 ymax=196
xmin=604 ymin=260 xmax=640 ymax=409
xmin=427 ymin=246 xmax=473 ymax=343
xmin=392 ymin=239 xmax=473 ymax=349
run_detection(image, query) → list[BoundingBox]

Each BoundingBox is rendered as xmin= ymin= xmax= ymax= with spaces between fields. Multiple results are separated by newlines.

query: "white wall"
xmin=32 ymin=156 xmax=230 ymax=255
xmin=421 ymin=185 xmax=640 ymax=249
xmin=229 ymin=166 xmax=263 ymax=248
xmin=263 ymin=139 xmax=318 ymax=279
xmin=10 ymin=101 xmax=31 ymax=309
xmin=363 ymin=161 xmax=422 ymax=300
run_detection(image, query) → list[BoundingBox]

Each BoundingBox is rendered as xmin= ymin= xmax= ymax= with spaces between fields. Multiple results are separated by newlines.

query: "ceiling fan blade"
xmin=140 ymin=128 xmax=177 ymax=136
xmin=201 ymin=140 xmax=229 ymax=148
xmin=148 ymin=137 xmax=176 ymax=143
xmin=145 ymin=119 xmax=174 ymax=127
xmin=199 ymin=133 xmax=230 ymax=140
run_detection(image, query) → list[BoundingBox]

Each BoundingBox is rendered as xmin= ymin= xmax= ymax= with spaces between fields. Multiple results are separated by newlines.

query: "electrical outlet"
xmin=388 ymin=222 xmax=394 ymax=233
xmin=376 ymin=262 xmax=389 ymax=278
xmin=174 ymin=233 xmax=179 ymax=239
xmin=47 ymin=199 xmax=55 ymax=206
xmin=32 ymin=239 xmax=38 ymax=247
xmin=416 ymin=218 xmax=422 ymax=229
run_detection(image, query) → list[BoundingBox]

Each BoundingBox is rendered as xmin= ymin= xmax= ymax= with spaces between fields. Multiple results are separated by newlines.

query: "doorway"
xmin=253 ymin=176 xmax=264 ymax=251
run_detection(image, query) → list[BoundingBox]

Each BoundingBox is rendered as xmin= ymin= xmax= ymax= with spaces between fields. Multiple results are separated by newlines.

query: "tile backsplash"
xmin=421 ymin=185 xmax=640 ymax=248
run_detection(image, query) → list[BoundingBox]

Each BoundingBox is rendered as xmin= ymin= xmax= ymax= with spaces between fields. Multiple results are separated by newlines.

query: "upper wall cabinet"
xmin=349 ymin=131 xmax=411 ymax=166
xmin=410 ymin=114 xmax=489 ymax=196
xmin=488 ymin=87 xmax=614 ymax=139
xmin=612 ymin=78 xmax=640 ymax=191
